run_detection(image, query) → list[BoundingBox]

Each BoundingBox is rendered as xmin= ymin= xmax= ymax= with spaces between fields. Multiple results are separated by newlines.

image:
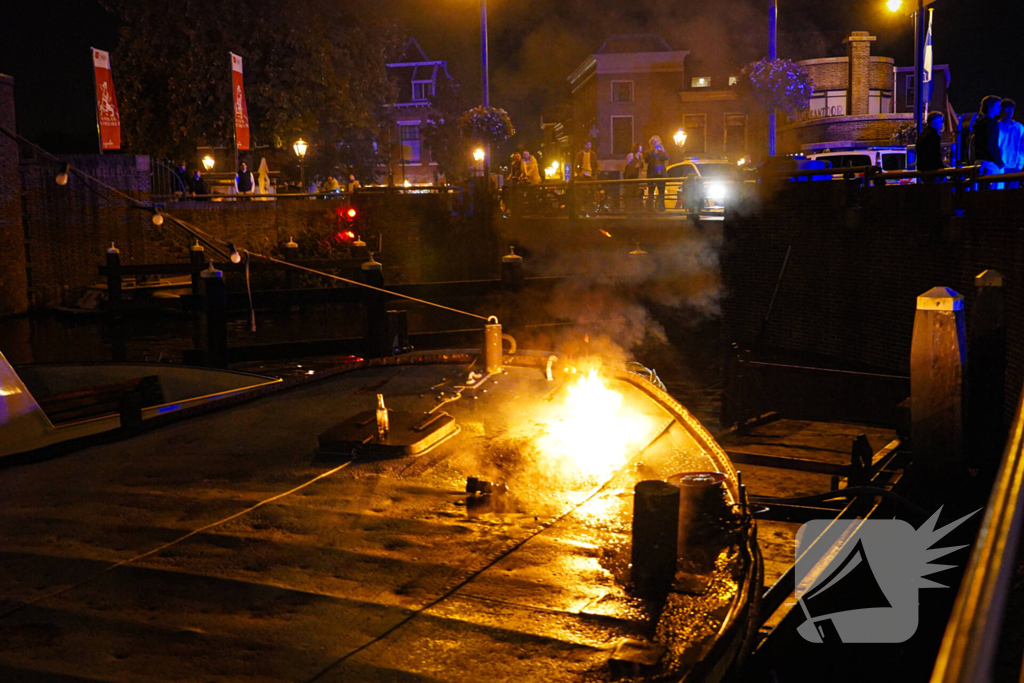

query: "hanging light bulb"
xmin=151 ymin=210 xmax=164 ymax=226
xmin=228 ymin=242 xmax=242 ymax=264
xmin=55 ymin=164 xmax=70 ymax=186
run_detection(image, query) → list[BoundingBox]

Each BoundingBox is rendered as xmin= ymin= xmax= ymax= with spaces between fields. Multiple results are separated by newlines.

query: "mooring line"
xmin=307 ymin=415 xmax=675 ymax=681
xmin=0 ymin=460 xmax=353 ymax=621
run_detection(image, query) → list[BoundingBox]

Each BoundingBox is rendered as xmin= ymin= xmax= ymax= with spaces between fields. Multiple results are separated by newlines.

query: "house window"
xmin=611 ymin=81 xmax=634 ymax=103
xmin=399 ymin=123 xmax=421 ymax=164
xmin=412 ymin=81 xmax=434 ymax=102
xmin=691 ymin=77 xmax=711 ymax=88
xmin=905 ymin=75 xmax=915 ymax=108
xmin=725 ymin=114 xmax=747 ymax=160
xmin=611 ymin=116 xmax=633 ymax=155
xmin=683 ymin=115 xmax=706 ymax=154
xmin=826 ymin=91 xmax=846 ymax=116
xmin=868 ymin=90 xmax=893 ymax=114
xmin=728 ymin=76 xmax=738 ymax=86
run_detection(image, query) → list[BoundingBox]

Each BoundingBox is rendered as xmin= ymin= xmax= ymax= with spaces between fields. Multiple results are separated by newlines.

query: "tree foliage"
xmin=420 ymin=77 xmax=472 ymax=184
xmin=458 ymin=106 xmax=516 ymax=145
xmin=102 ymin=0 xmax=400 ymax=173
xmin=741 ymin=58 xmax=815 ymax=115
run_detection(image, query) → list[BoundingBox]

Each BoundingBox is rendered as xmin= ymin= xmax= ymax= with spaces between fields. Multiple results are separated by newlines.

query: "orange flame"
xmin=539 ymin=368 xmax=638 ymax=478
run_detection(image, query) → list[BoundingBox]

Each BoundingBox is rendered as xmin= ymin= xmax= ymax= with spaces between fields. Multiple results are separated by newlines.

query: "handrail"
xmin=929 ymin=382 xmax=1024 ymax=683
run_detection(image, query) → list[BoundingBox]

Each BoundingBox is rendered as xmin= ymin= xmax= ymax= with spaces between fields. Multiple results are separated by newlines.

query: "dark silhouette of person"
xmin=916 ymin=111 xmax=946 ymax=181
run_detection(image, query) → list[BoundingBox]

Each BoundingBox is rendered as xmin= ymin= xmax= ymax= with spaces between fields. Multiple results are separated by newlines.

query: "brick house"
xmin=566 ymin=34 xmax=763 ymax=176
xmin=778 ymin=31 xmax=953 ymax=155
xmin=383 ymin=38 xmax=453 ymax=186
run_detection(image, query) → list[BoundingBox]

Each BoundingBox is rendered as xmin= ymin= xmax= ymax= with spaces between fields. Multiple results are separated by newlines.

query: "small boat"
xmin=0 ymin=349 xmax=759 ymax=681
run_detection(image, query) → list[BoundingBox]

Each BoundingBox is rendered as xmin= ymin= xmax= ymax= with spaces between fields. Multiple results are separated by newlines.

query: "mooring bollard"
xmin=105 ymin=243 xmax=122 ymax=310
xmin=500 ymin=246 xmax=523 ymax=292
xmin=967 ymin=270 xmax=1006 ymax=473
xmin=189 ymin=241 xmax=205 ymax=296
xmin=631 ymin=480 xmax=680 ymax=597
xmin=284 ymin=236 xmax=298 ymax=291
xmin=200 ymin=264 xmax=228 ymax=368
xmin=362 ymin=253 xmax=388 ymax=358
xmin=910 ymin=286 xmax=966 ymax=482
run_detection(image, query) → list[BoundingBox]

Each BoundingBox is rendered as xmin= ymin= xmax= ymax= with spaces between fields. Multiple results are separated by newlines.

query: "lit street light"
xmin=202 ymin=155 xmax=215 ymax=172
xmin=293 ymin=138 xmax=308 ymax=191
xmin=673 ymin=129 xmax=687 ymax=149
xmin=887 ymin=0 xmax=931 ymax=134
xmin=473 ymin=148 xmax=485 ymax=162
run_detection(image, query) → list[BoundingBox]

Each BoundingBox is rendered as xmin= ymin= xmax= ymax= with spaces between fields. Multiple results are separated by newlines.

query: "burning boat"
xmin=0 ymin=347 xmax=759 ymax=682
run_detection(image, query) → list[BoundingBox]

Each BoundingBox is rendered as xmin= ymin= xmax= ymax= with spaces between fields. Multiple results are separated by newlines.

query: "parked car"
xmin=667 ymin=159 xmax=741 ymax=214
xmin=803 ymin=147 xmax=914 ymax=183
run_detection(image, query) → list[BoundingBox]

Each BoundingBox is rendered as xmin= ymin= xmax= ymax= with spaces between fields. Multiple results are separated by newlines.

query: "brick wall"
xmin=19 ymin=153 xmax=484 ymax=307
xmin=0 ymin=74 xmax=28 ymax=315
xmin=845 ymin=32 xmax=875 ymax=115
xmin=723 ymin=183 xmax=1024 ymax=420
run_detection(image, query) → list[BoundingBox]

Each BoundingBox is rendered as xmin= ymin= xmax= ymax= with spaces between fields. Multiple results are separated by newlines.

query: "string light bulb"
xmin=228 ymin=242 xmax=242 ymax=264
xmin=55 ymin=164 xmax=70 ymax=186
xmin=151 ymin=211 xmax=164 ymax=226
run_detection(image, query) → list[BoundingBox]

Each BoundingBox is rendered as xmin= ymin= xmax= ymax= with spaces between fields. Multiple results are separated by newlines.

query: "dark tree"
xmin=102 ymin=0 xmax=400 ymax=175
xmin=421 ymin=77 xmax=472 ymax=184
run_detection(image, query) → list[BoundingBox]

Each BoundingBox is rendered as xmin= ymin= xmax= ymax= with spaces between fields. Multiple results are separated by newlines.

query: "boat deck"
xmin=0 ymin=359 xmax=751 ymax=682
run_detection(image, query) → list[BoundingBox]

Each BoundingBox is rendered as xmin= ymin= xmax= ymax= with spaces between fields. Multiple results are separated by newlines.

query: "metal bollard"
xmin=967 ymin=270 xmax=1006 ymax=473
xmin=484 ymin=317 xmax=503 ymax=374
xmin=106 ymin=243 xmax=122 ymax=310
xmin=200 ymin=265 xmax=228 ymax=368
xmin=631 ymin=480 xmax=680 ymax=597
xmin=189 ymin=241 xmax=205 ymax=296
xmin=362 ymin=253 xmax=388 ymax=358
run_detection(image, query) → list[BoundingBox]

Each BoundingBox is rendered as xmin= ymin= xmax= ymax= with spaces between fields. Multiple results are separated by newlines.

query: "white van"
xmin=804 ymin=148 xmax=910 ymax=173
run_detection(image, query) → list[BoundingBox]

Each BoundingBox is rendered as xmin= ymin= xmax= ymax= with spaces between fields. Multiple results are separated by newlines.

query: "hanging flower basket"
xmin=741 ymin=58 xmax=815 ymax=116
xmin=458 ymin=106 xmax=515 ymax=145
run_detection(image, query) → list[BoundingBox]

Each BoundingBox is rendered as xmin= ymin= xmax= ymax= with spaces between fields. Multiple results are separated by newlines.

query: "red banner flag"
xmin=231 ymin=53 xmax=250 ymax=151
xmin=91 ymin=48 xmax=121 ymax=150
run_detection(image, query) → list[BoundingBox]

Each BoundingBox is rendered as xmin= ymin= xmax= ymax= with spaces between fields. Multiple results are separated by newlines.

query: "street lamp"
xmin=887 ymin=0 xmax=930 ymax=134
xmin=293 ymin=139 xmax=308 ymax=191
xmin=673 ymin=129 xmax=687 ymax=150
xmin=202 ymin=155 xmax=215 ymax=172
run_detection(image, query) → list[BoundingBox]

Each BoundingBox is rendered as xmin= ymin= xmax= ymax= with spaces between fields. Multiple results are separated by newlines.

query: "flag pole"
xmin=91 ymin=48 xmax=103 ymax=155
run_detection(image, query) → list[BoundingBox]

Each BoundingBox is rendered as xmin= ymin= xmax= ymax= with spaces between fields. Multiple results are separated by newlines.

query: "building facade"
xmin=778 ymin=31 xmax=952 ymax=155
xmin=383 ymin=38 xmax=452 ymax=185
xmin=566 ymin=34 xmax=763 ymax=176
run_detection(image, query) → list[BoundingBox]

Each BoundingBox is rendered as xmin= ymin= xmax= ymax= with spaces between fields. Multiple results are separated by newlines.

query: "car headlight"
xmin=705 ymin=182 xmax=727 ymax=201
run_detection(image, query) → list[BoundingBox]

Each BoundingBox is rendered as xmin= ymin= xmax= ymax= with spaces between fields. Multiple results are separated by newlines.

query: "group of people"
xmin=173 ymin=162 xmax=210 ymax=200
xmin=319 ymin=174 xmax=361 ymax=194
xmin=506 ymin=150 xmax=542 ymax=184
xmin=622 ymin=137 xmax=670 ymax=211
xmin=916 ymin=96 xmax=1024 ymax=185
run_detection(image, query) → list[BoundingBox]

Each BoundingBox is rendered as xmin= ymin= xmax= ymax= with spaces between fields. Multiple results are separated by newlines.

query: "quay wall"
xmin=722 ymin=182 xmax=1024 ymax=419
xmin=0 ymin=74 xmax=28 ymax=315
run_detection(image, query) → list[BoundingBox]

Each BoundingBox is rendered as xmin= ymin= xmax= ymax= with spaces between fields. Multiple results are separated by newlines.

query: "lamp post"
xmin=673 ymin=129 xmax=688 ymax=154
xmin=202 ymin=155 xmax=215 ymax=172
xmin=473 ymin=147 xmax=485 ymax=176
xmin=293 ymin=139 xmax=308 ymax=191
xmin=479 ymin=0 xmax=491 ymax=215
xmin=768 ymin=0 xmax=778 ymax=157
xmin=887 ymin=0 xmax=929 ymax=134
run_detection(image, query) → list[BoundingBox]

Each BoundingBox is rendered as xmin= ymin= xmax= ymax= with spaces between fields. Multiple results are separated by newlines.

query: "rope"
xmin=0 ymin=460 xmax=354 ymax=621
xmin=0 ymin=123 xmax=492 ymax=325
xmin=242 ymin=250 xmax=491 ymax=323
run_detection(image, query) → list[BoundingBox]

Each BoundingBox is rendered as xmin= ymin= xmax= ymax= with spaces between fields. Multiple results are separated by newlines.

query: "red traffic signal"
xmin=346 ymin=207 xmax=357 ymax=219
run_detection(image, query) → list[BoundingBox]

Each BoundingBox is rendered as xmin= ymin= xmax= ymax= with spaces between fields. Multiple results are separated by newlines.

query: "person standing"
xmin=624 ymin=143 xmax=645 ymax=210
xmin=190 ymin=170 xmax=210 ymax=200
xmin=320 ymin=176 xmax=340 ymax=193
xmin=347 ymin=174 xmax=361 ymax=194
xmin=971 ymin=96 xmax=1004 ymax=185
xmin=234 ymin=162 xmax=256 ymax=196
xmin=644 ymin=136 xmax=669 ymax=211
xmin=521 ymin=150 xmax=541 ymax=185
xmin=915 ymin=112 xmax=946 ymax=181
xmin=575 ymin=141 xmax=596 ymax=180
xmin=999 ymin=99 xmax=1024 ymax=187
xmin=174 ymin=162 xmax=190 ymax=200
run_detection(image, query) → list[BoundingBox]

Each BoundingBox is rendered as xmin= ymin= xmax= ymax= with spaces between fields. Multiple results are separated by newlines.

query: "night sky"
xmin=2 ymin=0 xmax=1018 ymax=152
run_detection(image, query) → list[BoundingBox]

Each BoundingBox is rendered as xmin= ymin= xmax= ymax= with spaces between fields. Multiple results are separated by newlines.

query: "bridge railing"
xmin=151 ymin=185 xmax=465 ymax=203
xmin=929 ymin=380 xmax=1024 ymax=683
xmin=502 ymin=177 xmax=743 ymax=218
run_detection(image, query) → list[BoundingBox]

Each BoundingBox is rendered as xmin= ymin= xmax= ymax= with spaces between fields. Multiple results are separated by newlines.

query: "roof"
xmin=386 ymin=37 xmax=453 ymax=107
xmin=596 ymin=34 xmax=674 ymax=54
